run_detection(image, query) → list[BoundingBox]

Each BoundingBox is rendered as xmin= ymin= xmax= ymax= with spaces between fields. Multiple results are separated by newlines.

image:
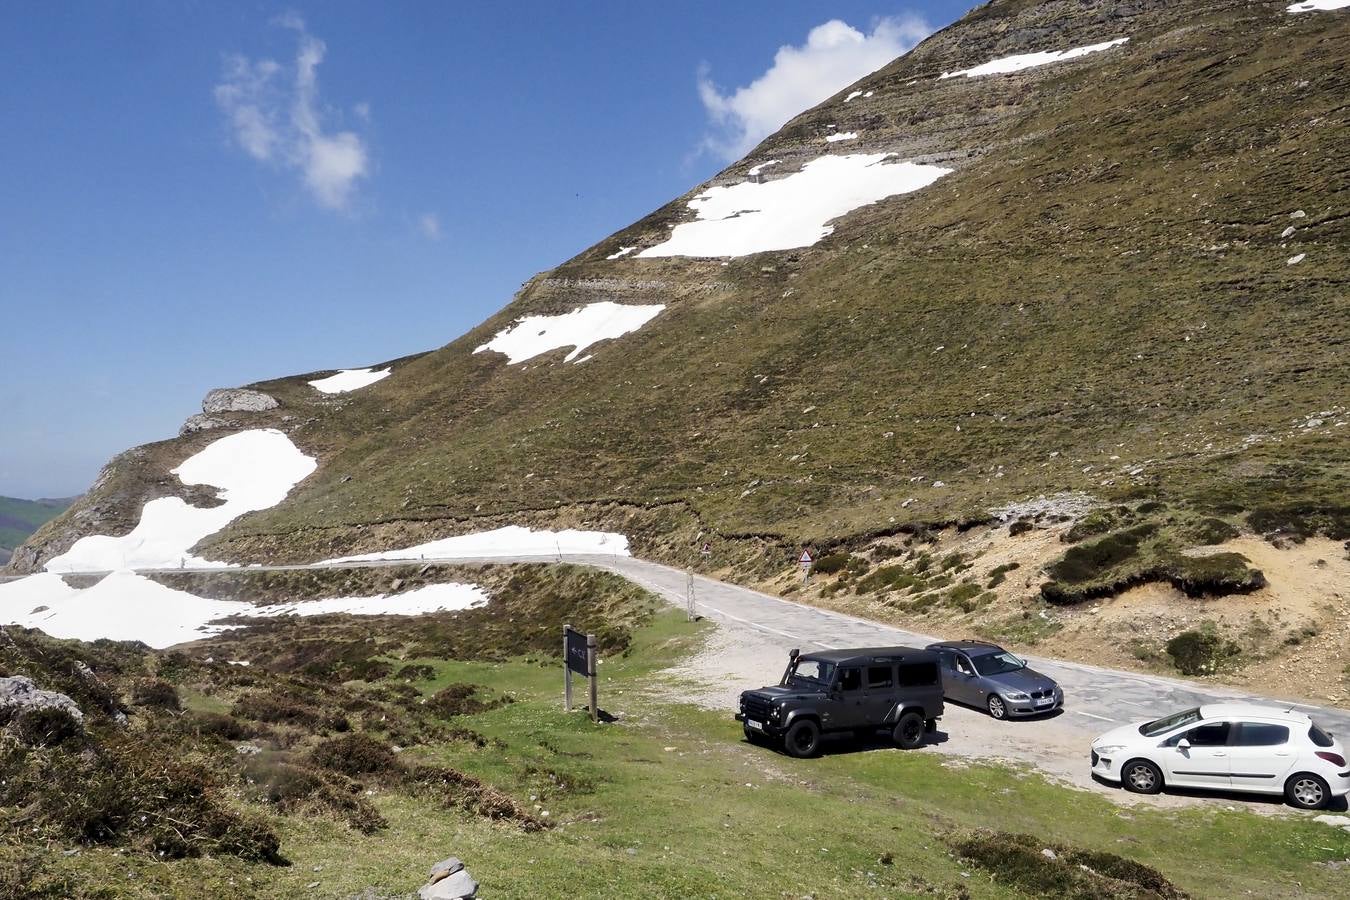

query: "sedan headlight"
xmin=1004 ymin=691 xmax=1030 ymax=700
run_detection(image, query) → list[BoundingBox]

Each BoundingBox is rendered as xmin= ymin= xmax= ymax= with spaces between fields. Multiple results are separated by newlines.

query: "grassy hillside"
xmin=12 ymin=0 xmax=1348 ymax=582
xmin=0 ymin=496 xmax=72 ymax=565
xmin=3 ymin=573 xmax=1345 ymax=898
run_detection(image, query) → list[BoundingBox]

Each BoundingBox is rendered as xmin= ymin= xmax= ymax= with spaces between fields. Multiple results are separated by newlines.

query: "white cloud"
xmin=418 ymin=212 xmax=441 ymax=239
xmin=215 ymin=16 xmax=370 ymax=211
xmin=697 ymin=17 xmax=930 ymax=162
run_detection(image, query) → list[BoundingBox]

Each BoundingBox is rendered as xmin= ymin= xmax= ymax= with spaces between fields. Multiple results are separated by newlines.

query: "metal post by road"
xmin=586 ymin=632 xmax=598 ymax=724
xmin=686 ymin=570 xmax=695 ymax=621
xmin=563 ymin=623 xmax=573 ymax=712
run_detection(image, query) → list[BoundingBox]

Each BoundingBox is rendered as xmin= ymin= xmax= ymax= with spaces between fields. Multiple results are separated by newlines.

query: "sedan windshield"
xmin=1140 ymin=707 xmax=1202 ymax=737
xmin=972 ymin=651 xmax=1026 ymax=676
xmin=786 ymin=658 xmax=836 ymax=687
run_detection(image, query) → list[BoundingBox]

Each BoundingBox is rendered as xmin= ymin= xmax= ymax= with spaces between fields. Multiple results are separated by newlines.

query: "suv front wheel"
xmin=783 ymin=719 xmax=821 ymax=758
xmin=892 ymin=712 xmax=925 ymax=750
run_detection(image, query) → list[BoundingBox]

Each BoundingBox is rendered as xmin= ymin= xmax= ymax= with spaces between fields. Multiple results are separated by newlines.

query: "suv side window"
xmin=898 ymin=662 xmax=939 ymax=687
xmin=838 ymin=668 xmax=862 ymax=692
xmin=1165 ymin=722 xmax=1230 ymax=747
xmin=866 ymin=666 xmax=894 ymax=689
xmin=1234 ymin=723 xmax=1289 ymax=747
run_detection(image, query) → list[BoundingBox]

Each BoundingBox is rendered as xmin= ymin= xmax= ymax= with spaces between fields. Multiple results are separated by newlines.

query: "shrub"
xmin=811 ymin=553 xmax=851 ymax=575
xmin=1009 ymin=520 xmax=1034 ymax=537
xmin=131 ymin=678 xmax=180 ymax=711
xmin=310 ymin=733 xmax=399 ymax=777
xmin=1165 ymin=626 xmax=1242 ymax=676
xmin=394 ymin=663 xmax=436 ymax=681
xmin=242 ymin=757 xmax=387 ymax=834
xmin=1047 ymin=524 xmax=1156 ymax=584
xmin=952 ymin=830 xmax=1185 ymax=900
xmin=1247 ymin=504 xmax=1350 ymax=541
xmin=987 ymin=562 xmax=1020 ymax=588
xmin=1182 ymin=517 xmax=1239 ymax=546
xmin=181 ymin=711 xmax=253 ymax=740
xmin=1064 ymin=509 xmax=1121 ymax=544
xmin=427 ymin=683 xmax=511 ymax=718
xmin=946 ymin=582 xmax=983 ymax=611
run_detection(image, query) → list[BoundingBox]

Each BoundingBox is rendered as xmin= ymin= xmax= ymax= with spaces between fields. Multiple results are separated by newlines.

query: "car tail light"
xmin=1315 ymin=751 xmax=1346 ymax=767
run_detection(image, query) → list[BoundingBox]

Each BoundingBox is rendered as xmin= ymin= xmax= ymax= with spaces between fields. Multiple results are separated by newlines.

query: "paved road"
xmin=6 ymin=552 xmax=1348 ymax=736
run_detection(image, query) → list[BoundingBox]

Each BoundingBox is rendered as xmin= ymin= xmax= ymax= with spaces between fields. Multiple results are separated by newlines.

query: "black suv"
xmin=735 ymin=647 xmax=944 ymax=757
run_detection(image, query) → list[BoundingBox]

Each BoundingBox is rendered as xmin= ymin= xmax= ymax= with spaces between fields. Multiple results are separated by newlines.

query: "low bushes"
xmin=952 ymin=830 xmax=1187 ymax=899
xmin=1165 ymin=625 xmax=1243 ymax=676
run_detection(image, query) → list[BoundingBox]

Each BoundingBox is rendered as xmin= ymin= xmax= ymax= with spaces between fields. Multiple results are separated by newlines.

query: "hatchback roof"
xmin=1198 ymin=703 xmax=1311 ymax=724
xmin=802 ymin=646 xmax=937 ymax=666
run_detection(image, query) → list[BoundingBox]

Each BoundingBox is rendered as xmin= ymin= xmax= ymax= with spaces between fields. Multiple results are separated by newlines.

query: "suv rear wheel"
xmin=892 ymin=712 xmax=925 ymax=750
xmin=783 ymin=719 xmax=821 ymax=758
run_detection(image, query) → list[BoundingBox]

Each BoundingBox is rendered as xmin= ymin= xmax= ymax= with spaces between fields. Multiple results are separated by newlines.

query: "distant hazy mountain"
xmin=0 ymin=496 xmax=73 ymax=565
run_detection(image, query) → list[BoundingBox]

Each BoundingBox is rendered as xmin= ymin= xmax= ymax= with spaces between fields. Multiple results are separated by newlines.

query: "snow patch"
xmin=940 ymin=37 xmax=1128 ymax=79
xmin=746 ymin=160 xmax=780 ymax=177
xmin=1288 ymin=1 xmax=1350 ymax=11
xmin=825 ymin=131 xmax=859 ymax=143
xmin=1287 ymin=253 xmax=1306 ymax=265
xmin=474 ymin=302 xmax=664 ymax=365
xmin=324 ymin=526 xmax=630 ymax=563
xmin=46 ymin=430 xmax=317 ymax=573
xmin=605 ymin=246 xmax=637 ymax=260
xmin=844 ymin=90 xmax=862 ymax=102
xmin=308 ymin=367 xmax=392 ymax=394
xmin=637 ymin=154 xmax=950 ymax=258
xmin=0 ymin=571 xmax=489 ymax=649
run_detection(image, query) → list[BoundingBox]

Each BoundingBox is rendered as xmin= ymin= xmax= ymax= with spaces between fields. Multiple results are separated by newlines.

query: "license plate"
xmin=746 ymin=719 xmax=764 ymax=731
xmin=1035 ymin=698 xmax=1054 ymax=707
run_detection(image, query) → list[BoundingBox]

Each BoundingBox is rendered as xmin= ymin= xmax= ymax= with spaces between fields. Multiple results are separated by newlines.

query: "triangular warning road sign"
xmin=799 ymin=549 xmax=813 ymax=565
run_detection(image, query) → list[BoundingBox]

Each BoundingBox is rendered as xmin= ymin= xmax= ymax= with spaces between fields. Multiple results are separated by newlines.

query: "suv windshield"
xmin=785 ymin=658 xmax=836 ymax=687
xmin=1140 ymin=707 xmax=1202 ymax=737
xmin=972 ymin=651 xmax=1026 ymax=676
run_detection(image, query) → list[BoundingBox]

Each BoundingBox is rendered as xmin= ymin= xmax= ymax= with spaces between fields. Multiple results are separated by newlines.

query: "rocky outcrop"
xmin=201 ymin=388 xmax=279 ymax=414
xmin=0 ymin=675 xmax=85 ymax=746
xmin=179 ymin=413 xmax=230 ymax=435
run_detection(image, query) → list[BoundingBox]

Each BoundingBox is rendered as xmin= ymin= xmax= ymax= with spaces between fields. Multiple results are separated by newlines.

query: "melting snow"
xmin=474 ymin=302 xmax=664 ymax=365
xmin=308 ymin=367 xmax=392 ymax=394
xmin=844 ymin=90 xmax=863 ymax=102
xmin=324 ymin=526 xmax=630 ymax=563
xmin=45 ymin=429 xmax=317 ymax=573
xmin=940 ymin=37 xmax=1128 ymax=79
xmin=1288 ymin=1 xmax=1350 ymax=11
xmin=746 ymin=160 xmax=780 ymax=177
xmin=0 ymin=571 xmax=488 ymax=649
xmin=605 ymin=246 xmax=637 ymax=260
xmin=825 ymin=132 xmax=859 ymax=143
xmin=1287 ymin=253 xmax=1306 ymax=265
xmin=636 ymin=154 xmax=950 ymax=258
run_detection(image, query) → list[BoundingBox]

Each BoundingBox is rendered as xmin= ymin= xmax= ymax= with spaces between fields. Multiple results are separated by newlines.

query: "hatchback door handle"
xmin=1213 ymin=752 xmax=1226 ymax=757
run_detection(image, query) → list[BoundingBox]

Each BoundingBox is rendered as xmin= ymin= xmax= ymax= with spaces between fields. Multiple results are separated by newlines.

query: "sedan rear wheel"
xmin=1285 ymin=773 xmax=1330 ymax=810
xmin=1121 ymin=758 xmax=1163 ymax=795
xmin=987 ymin=695 xmax=1008 ymax=720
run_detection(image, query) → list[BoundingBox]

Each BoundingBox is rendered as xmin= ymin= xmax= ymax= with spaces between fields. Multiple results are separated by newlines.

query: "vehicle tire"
xmin=1285 ymin=773 xmax=1330 ymax=810
xmin=925 ymin=717 xmax=937 ymax=734
xmin=987 ymin=695 xmax=1008 ymax=720
xmin=892 ymin=711 xmax=926 ymax=750
xmin=1120 ymin=758 xmax=1164 ymax=795
xmin=783 ymin=719 xmax=821 ymax=758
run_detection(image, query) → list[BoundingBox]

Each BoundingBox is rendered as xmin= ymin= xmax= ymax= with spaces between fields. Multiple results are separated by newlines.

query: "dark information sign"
xmin=565 ymin=626 xmax=590 ymax=675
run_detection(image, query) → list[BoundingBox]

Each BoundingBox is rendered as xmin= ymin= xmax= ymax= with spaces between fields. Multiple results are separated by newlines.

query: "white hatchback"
xmin=1090 ymin=703 xmax=1349 ymax=809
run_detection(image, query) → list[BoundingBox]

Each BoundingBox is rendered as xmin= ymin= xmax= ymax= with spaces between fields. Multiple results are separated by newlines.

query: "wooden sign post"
xmin=563 ymin=624 xmax=599 ymax=723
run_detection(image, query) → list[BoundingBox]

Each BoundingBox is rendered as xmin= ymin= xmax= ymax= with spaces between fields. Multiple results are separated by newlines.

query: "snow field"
xmin=825 ymin=132 xmax=859 ymax=143
xmin=637 ymin=154 xmax=950 ymax=258
xmin=0 ymin=571 xmax=488 ymax=649
xmin=324 ymin=525 xmax=630 ymax=563
xmin=1287 ymin=1 xmax=1350 ymax=11
xmin=473 ymin=302 xmax=665 ymax=365
xmin=307 ymin=367 xmax=392 ymax=393
xmin=940 ymin=37 xmax=1128 ymax=79
xmin=46 ymin=429 xmax=317 ymax=573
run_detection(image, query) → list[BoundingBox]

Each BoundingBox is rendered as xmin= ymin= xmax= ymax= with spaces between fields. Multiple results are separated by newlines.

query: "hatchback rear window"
xmin=1234 ymin=723 xmax=1288 ymax=747
xmin=1309 ymin=723 xmax=1335 ymax=748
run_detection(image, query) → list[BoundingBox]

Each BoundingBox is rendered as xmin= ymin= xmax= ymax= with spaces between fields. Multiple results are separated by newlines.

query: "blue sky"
xmin=0 ymin=1 xmax=972 ymax=498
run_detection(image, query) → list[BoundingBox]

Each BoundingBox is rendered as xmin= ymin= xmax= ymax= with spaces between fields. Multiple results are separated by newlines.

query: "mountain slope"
xmin=12 ymin=0 xmax=1348 ymax=578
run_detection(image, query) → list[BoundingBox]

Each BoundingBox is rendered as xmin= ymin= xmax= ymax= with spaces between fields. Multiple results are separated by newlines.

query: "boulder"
xmin=201 ymin=388 xmax=279 ymax=414
xmin=0 ymin=675 xmax=85 ymax=746
xmin=418 ymin=857 xmax=477 ymax=899
xmin=180 ymin=413 xmax=229 ymax=435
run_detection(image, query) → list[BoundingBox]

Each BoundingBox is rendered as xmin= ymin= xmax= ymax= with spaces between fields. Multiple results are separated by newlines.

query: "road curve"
xmin=5 ymin=552 xmax=1348 ymax=736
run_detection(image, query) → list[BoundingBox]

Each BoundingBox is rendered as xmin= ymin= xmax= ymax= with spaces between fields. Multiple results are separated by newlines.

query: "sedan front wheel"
xmin=987 ymin=695 xmax=1008 ymax=720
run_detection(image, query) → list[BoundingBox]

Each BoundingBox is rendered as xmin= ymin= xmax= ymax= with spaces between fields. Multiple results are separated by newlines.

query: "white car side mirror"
xmin=1177 ymin=738 xmax=1191 ymax=750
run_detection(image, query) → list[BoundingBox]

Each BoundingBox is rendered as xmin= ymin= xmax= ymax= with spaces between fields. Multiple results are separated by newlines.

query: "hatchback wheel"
xmin=1121 ymin=759 xmax=1163 ymax=795
xmin=1285 ymin=773 xmax=1330 ymax=810
xmin=783 ymin=719 xmax=821 ymax=758
xmin=892 ymin=712 xmax=926 ymax=750
xmin=987 ymin=695 xmax=1008 ymax=720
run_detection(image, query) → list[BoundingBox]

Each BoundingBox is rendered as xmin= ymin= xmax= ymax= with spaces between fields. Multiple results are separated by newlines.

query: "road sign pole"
xmin=563 ymin=624 xmax=573 ymax=712
xmin=686 ymin=570 xmax=695 ymax=621
xmin=586 ymin=633 xmax=598 ymax=724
